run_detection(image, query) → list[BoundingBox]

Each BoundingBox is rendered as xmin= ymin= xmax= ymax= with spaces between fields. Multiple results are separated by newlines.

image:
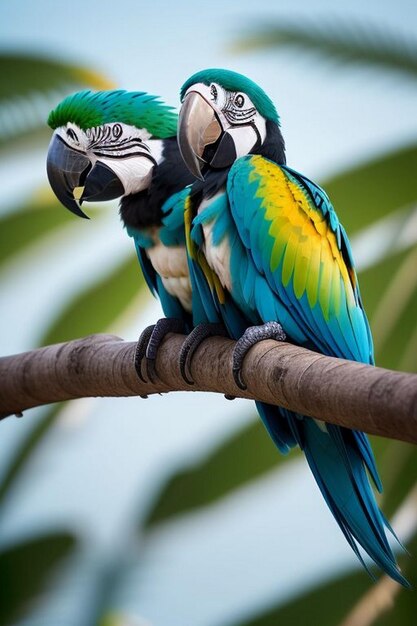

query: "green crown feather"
xmin=180 ymin=68 xmax=279 ymax=125
xmin=48 ymin=90 xmax=178 ymax=138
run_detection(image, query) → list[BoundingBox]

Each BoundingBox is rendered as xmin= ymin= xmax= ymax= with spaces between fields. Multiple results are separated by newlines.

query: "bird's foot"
xmin=179 ymin=323 xmax=228 ymax=385
xmin=135 ymin=318 xmax=187 ymax=385
xmin=233 ymin=322 xmax=286 ymax=390
xmin=135 ymin=324 xmax=155 ymax=386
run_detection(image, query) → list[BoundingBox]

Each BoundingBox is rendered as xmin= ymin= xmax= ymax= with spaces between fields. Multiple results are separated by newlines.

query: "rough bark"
xmin=0 ymin=333 xmax=416 ymax=444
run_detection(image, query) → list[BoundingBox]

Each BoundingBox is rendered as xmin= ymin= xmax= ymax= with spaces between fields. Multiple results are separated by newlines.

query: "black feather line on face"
xmin=119 ymin=137 xmax=195 ymax=230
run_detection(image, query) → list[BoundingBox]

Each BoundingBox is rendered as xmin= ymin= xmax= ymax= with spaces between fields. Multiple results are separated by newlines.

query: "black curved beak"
xmin=178 ymin=91 xmax=222 ymax=180
xmin=47 ymin=134 xmax=127 ymax=216
xmin=46 ymin=134 xmax=91 ymax=218
xmin=81 ymin=161 xmax=125 ymax=203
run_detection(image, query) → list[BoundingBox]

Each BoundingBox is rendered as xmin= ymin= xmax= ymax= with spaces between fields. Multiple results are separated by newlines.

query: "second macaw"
xmin=46 ymin=89 xmax=196 ymax=377
xmin=177 ymin=68 xmax=408 ymax=585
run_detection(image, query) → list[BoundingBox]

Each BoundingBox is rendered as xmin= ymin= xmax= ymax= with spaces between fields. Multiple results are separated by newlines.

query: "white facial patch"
xmin=96 ymin=137 xmax=164 ymax=195
xmin=98 ymin=154 xmax=154 ymax=195
xmin=226 ymin=126 xmax=261 ymax=161
xmin=55 ymin=123 xmax=164 ymax=195
xmin=185 ymin=83 xmax=267 ymax=148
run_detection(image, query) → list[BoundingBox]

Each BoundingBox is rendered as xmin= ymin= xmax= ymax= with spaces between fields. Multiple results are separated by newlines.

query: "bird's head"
xmin=178 ymin=68 xmax=282 ymax=180
xmin=47 ymin=90 xmax=178 ymax=218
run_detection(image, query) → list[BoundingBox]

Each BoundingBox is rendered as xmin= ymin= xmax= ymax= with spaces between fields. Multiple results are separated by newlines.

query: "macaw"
xmin=177 ymin=68 xmax=408 ymax=585
xmin=46 ymin=89 xmax=196 ymax=378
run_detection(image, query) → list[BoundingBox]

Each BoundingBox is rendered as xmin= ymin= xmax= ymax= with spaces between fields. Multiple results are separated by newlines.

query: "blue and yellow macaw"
xmin=177 ymin=68 xmax=408 ymax=585
xmin=46 ymin=89 xmax=196 ymax=376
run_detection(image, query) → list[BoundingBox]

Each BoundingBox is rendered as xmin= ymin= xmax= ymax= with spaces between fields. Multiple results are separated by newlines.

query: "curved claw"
xmin=179 ymin=323 xmax=228 ymax=385
xmin=146 ymin=357 xmax=158 ymax=385
xmin=135 ymin=318 xmax=187 ymax=385
xmin=134 ymin=324 xmax=156 ymax=384
xmin=179 ymin=336 xmax=196 ymax=385
xmin=232 ymin=322 xmax=286 ymax=391
xmin=233 ymin=366 xmax=247 ymax=391
xmin=145 ymin=318 xmax=187 ymax=382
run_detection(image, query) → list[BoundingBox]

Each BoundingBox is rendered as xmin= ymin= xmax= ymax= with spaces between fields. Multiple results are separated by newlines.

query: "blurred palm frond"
xmin=232 ymin=19 xmax=417 ymax=82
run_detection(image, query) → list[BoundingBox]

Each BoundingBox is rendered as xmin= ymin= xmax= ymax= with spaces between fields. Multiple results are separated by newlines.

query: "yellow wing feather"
xmin=251 ymin=158 xmax=355 ymax=320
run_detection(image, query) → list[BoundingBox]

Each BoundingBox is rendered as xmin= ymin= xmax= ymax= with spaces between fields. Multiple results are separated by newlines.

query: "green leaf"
xmin=0 ymin=188 xmax=107 ymax=272
xmin=0 ymin=405 xmax=61 ymax=508
xmin=366 ymin=434 xmax=417 ymax=522
xmin=369 ymin=247 xmax=417 ymax=370
xmin=399 ymin=328 xmax=417 ymax=373
xmin=232 ymin=20 xmax=417 ymax=82
xmin=359 ymin=436 xmax=416 ymax=522
xmin=234 ymin=531 xmax=417 ymax=626
xmin=322 ymin=143 xmax=417 ymax=235
xmin=0 ymin=190 xmax=75 ymax=269
xmin=236 ymin=569 xmax=370 ymax=626
xmin=358 ymin=246 xmax=417 ymax=371
xmin=376 ymin=440 xmax=417 ymax=519
xmin=0 ymin=53 xmax=114 ymax=149
xmin=145 ymin=419 xmax=300 ymax=528
xmin=40 ymin=252 xmax=147 ymax=346
xmin=0 ymin=54 xmax=113 ymax=101
xmin=377 ymin=537 xmax=417 ymax=625
xmin=0 ymin=532 xmax=76 ymax=626
xmin=99 ymin=615 xmax=124 ymax=626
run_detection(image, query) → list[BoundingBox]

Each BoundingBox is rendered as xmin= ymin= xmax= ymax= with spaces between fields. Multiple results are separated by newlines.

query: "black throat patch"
xmin=119 ymin=136 xmax=195 ymax=230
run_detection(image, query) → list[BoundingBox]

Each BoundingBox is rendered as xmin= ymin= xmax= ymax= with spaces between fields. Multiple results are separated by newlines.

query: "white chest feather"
xmin=146 ymin=240 xmax=192 ymax=313
xmin=199 ymin=193 xmax=232 ymax=292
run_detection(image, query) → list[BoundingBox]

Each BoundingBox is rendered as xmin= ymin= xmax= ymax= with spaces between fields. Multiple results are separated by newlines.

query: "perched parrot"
xmin=46 ymin=89 xmax=196 ymax=377
xmin=177 ymin=68 xmax=408 ymax=585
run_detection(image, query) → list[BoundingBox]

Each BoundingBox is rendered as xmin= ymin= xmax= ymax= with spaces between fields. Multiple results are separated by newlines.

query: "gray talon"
xmin=135 ymin=324 xmax=155 ymax=383
xmin=232 ymin=322 xmax=286 ymax=390
xmin=135 ymin=318 xmax=187 ymax=384
xmin=233 ymin=367 xmax=247 ymax=391
xmin=179 ymin=322 xmax=227 ymax=384
xmin=146 ymin=357 xmax=158 ymax=385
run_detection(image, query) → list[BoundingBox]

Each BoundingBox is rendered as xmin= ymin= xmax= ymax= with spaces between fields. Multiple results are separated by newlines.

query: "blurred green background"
xmin=0 ymin=1 xmax=416 ymax=625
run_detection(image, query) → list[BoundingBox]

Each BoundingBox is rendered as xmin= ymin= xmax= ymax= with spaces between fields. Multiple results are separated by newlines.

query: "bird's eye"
xmin=113 ymin=124 xmax=122 ymax=139
xmin=235 ymin=94 xmax=245 ymax=108
xmin=210 ymin=83 xmax=218 ymax=101
xmin=66 ymin=128 xmax=78 ymax=142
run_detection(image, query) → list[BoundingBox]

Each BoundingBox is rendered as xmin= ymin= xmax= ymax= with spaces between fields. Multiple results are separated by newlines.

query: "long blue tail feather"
xmin=353 ymin=430 xmax=382 ymax=492
xmin=300 ymin=418 xmax=408 ymax=586
xmin=257 ymin=404 xmax=409 ymax=586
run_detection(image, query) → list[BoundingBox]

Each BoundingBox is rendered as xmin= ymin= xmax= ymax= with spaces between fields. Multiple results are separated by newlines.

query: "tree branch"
xmin=0 ymin=333 xmax=416 ymax=444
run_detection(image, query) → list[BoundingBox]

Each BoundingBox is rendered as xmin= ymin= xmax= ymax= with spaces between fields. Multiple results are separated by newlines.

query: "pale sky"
xmin=0 ymin=3 xmax=416 ymax=625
